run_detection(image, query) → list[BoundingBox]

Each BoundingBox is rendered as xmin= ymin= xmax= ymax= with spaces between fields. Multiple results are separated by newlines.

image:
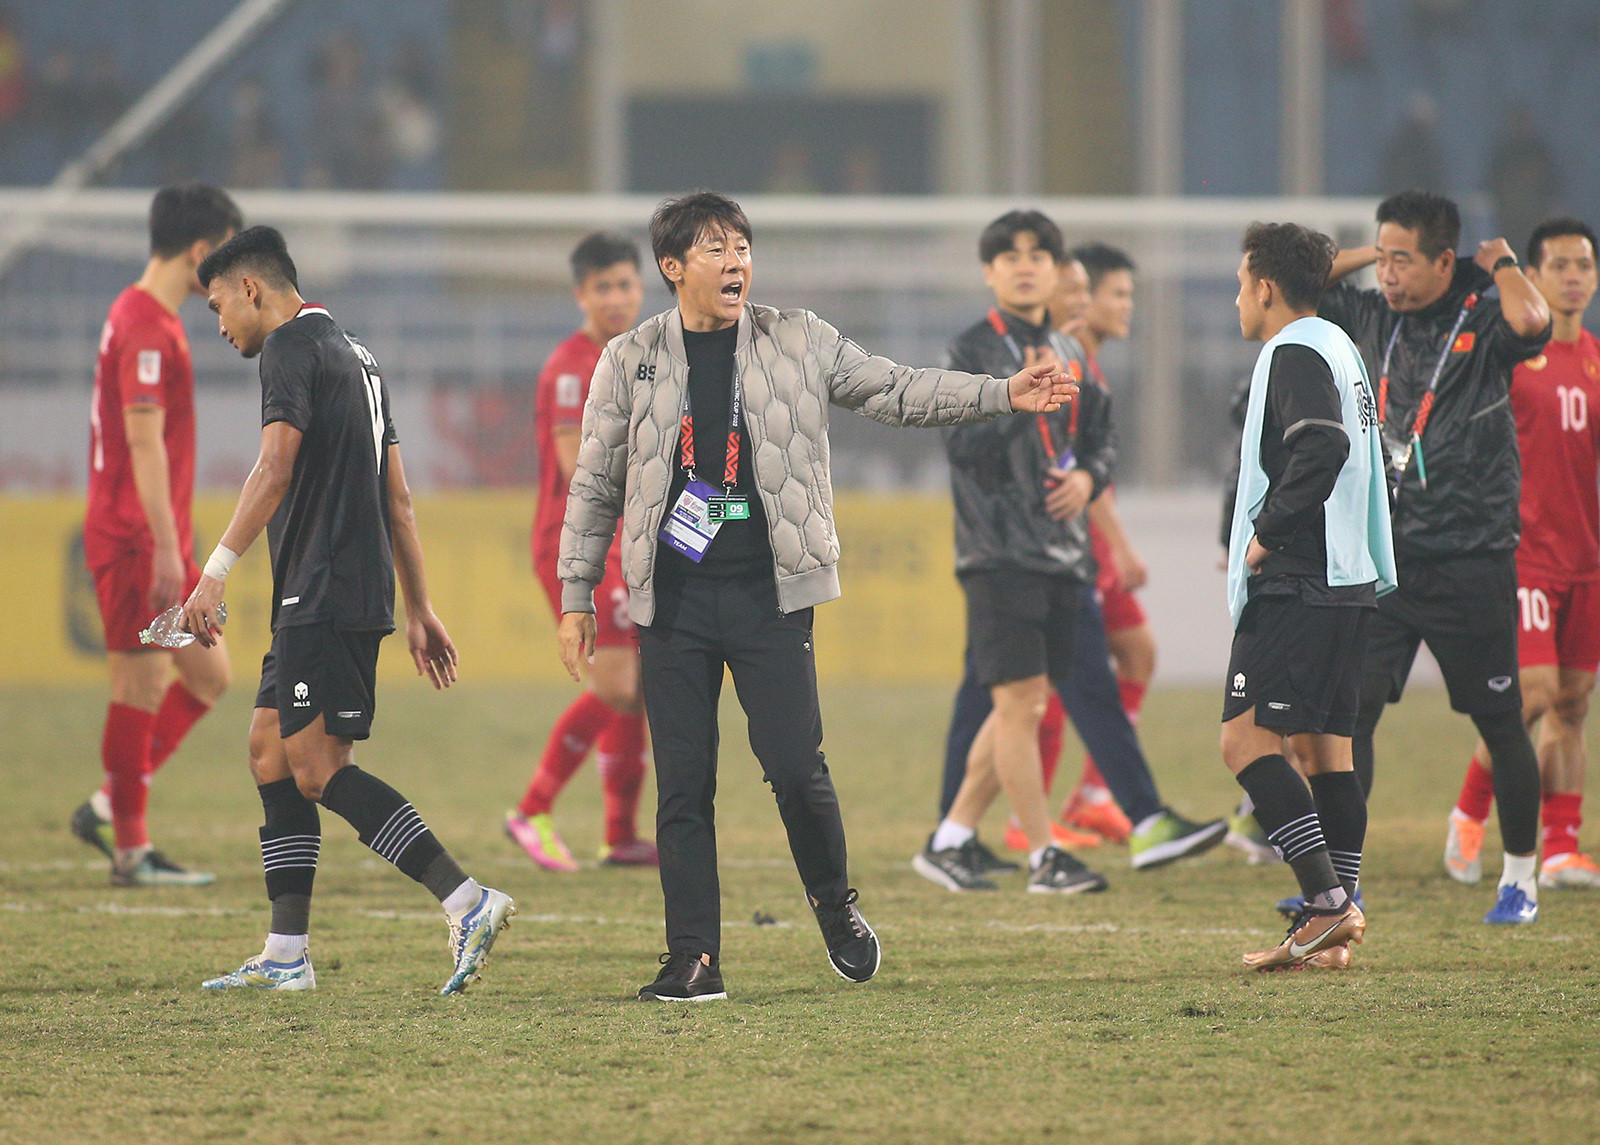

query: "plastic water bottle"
xmin=139 ymin=602 xmax=226 ymax=648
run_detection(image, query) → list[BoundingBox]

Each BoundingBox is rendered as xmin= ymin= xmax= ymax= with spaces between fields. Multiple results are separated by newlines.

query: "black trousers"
xmin=638 ymin=570 xmax=849 ymax=958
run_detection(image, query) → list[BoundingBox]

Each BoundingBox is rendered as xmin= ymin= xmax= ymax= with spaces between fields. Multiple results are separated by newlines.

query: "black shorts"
xmin=1365 ymin=553 xmax=1522 ymax=715
xmin=255 ymin=623 xmax=385 ymax=740
xmin=1222 ymin=596 xmax=1371 ymax=736
xmin=959 ymin=569 xmax=1080 ymax=687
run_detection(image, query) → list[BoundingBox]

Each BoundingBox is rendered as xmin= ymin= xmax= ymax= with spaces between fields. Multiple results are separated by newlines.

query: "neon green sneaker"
xmin=1224 ymin=812 xmax=1280 ymax=865
xmin=504 ymin=811 xmax=580 ymax=872
xmin=1129 ymin=810 xmax=1228 ymax=870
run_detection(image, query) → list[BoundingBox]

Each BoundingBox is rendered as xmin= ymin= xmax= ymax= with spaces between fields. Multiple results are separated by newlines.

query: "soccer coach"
xmin=556 ymin=191 xmax=1076 ymax=1001
xmin=1322 ymin=190 xmax=1551 ymax=924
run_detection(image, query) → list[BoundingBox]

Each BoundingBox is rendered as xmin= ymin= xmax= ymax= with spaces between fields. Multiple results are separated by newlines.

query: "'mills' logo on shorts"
xmin=1231 ymin=672 xmax=1247 ymax=698
xmin=293 ymin=680 xmax=311 ymax=707
xmin=1488 ymin=676 xmax=1514 ymax=693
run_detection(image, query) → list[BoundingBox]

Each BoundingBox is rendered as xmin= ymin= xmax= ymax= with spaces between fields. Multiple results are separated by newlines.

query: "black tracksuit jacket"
xmin=942 ymin=309 xmax=1114 ymax=580
xmin=1318 ymin=261 xmax=1549 ymax=561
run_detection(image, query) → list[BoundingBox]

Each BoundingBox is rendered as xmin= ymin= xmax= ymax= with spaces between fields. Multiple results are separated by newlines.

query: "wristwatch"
xmin=1492 ymin=254 xmax=1519 ymax=274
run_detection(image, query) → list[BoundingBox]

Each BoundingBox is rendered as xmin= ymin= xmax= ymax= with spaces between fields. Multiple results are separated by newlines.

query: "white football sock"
xmin=264 ymin=932 xmax=309 ymax=962
xmin=931 ymin=820 xmax=975 ymax=852
xmin=1500 ymin=852 xmax=1538 ymax=895
xmin=441 ymin=878 xmax=482 ymax=918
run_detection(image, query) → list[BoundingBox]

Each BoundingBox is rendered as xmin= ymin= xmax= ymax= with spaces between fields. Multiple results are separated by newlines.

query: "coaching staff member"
xmin=1322 ymin=190 xmax=1551 ymax=925
xmin=556 ymin=192 xmax=1077 ymax=1001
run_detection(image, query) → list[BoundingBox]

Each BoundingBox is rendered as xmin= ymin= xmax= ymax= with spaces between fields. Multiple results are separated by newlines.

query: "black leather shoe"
xmin=812 ymin=888 xmax=880 ymax=983
xmin=637 ymin=951 xmax=727 ymax=1001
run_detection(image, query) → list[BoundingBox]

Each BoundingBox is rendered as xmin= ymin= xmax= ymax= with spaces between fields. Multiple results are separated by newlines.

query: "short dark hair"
xmin=197 ymin=225 xmax=299 ymax=292
xmin=978 ymin=210 xmax=1066 ymax=265
xmin=149 ymin=184 xmax=242 ymax=258
xmin=1241 ymin=222 xmax=1337 ymax=311
xmin=1376 ymin=190 xmax=1460 ymax=259
xmin=1071 ymin=242 xmax=1136 ymax=290
xmin=569 ymin=231 xmax=640 ymax=285
xmin=649 ymin=191 xmax=752 ymax=295
xmin=1526 ymin=216 xmax=1599 ymax=268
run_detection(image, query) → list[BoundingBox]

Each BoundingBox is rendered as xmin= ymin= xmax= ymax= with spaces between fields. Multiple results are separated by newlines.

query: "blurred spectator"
xmin=306 ymin=31 xmax=389 ymax=189
xmin=765 ymin=137 xmax=818 ymax=193
xmin=838 ymin=142 xmax=883 ymax=194
xmin=378 ymin=37 xmax=441 ymax=189
xmin=1379 ymin=90 xmax=1446 ymax=194
xmin=228 ymin=77 xmax=284 ymax=188
xmin=1324 ymin=0 xmax=1369 ymax=66
xmin=1486 ymin=104 xmax=1559 ymax=257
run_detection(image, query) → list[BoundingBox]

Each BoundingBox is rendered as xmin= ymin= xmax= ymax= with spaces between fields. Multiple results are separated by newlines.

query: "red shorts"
xmin=91 ymin=549 xmax=201 ymax=653
xmin=537 ymin=548 xmax=636 ymax=648
xmin=1515 ymin=567 xmax=1600 ymax=673
xmin=1090 ymin=524 xmax=1147 ymax=634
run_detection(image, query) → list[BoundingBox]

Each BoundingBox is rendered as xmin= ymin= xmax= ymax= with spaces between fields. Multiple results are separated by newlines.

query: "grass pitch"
xmin=2 ymin=680 xmax=1598 ymax=1145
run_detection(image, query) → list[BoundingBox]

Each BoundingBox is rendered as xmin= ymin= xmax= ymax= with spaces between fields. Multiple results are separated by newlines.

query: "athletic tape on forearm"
xmin=203 ymin=543 xmax=239 ymax=582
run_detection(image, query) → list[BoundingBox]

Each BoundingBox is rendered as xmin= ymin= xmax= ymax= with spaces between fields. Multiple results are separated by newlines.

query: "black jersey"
xmin=259 ymin=305 xmax=399 ymax=633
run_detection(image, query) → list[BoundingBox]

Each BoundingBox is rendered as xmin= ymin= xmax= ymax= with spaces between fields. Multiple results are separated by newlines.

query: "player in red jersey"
xmin=1048 ymin=242 xmax=1149 ymax=844
xmin=73 ymin=185 xmax=242 ymax=886
xmin=1447 ymin=218 xmax=1600 ymax=888
xmin=505 ymin=232 xmax=657 ymax=870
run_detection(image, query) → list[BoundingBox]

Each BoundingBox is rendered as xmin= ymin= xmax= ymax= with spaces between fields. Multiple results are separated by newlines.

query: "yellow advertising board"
xmin=0 ymin=490 xmax=966 ymax=686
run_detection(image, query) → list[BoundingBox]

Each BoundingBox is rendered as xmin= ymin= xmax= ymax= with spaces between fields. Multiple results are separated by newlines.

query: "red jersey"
xmin=532 ymin=330 xmax=606 ymax=569
xmin=1514 ymin=328 xmax=1600 ymax=581
xmin=84 ymin=285 xmax=197 ymax=569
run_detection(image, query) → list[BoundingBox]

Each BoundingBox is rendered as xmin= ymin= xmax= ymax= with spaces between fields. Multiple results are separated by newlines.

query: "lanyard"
xmin=987 ymin=307 xmax=1080 ymax=451
xmin=677 ymin=366 xmax=743 ymax=493
xmin=1376 ymin=292 xmax=1477 ymax=440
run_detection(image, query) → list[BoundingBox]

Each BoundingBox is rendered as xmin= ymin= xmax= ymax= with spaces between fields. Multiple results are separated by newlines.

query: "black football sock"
xmin=1474 ymin=709 xmax=1541 ymax=856
xmin=1308 ymin=770 xmax=1366 ymax=894
xmin=318 ymin=765 xmax=467 ymax=901
xmin=258 ymin=778 xmax=319 ymax=937
xmin=1236 ymin=754 xmax=1343 ymax=906
xmin=1351 ymin=733 xmax=1375 ymax=800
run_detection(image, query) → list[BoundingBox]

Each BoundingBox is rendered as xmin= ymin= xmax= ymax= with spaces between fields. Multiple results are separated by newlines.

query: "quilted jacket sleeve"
xmin=558 ymin=343 xmax=631 ymax=614
xmin=813 ymin=313 xmax=1013 ymax=427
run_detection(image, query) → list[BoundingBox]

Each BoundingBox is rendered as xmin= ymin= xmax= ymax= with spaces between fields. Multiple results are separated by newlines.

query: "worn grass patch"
xmin=2 ymin=681 xmax=1597 ymax=1144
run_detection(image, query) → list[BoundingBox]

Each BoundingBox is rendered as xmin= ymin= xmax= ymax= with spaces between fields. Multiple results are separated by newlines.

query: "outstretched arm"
xmin=181 ymin=419 xmax=301 ymax=646
xmin=388 ymin=443 xmax=458 ymax=689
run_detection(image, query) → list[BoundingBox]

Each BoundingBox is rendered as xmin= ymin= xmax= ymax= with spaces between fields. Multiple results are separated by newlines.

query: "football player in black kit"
xmin=182 ymin=226 xmax=515 ymax=994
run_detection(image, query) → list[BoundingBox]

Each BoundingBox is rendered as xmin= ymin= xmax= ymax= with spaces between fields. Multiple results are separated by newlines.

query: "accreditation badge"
xmin=659 ymin=478 xmax=724 ymax=562
xmin=707 ymin=495 xmax=750 ymax=522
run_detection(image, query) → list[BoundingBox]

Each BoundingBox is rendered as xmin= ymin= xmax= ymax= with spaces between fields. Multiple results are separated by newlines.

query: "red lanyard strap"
xmin=678 ymin=368 xmax=744 ymax=491
xmin=990 ymin=308 xmax=1079 ymax=461
xmin=1376 ymin=293 xmax=1477 ymax=438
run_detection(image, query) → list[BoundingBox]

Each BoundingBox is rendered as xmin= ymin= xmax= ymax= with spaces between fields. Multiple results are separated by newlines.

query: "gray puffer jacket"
xmin=559 ymin=303 xmax=1015 ymax=624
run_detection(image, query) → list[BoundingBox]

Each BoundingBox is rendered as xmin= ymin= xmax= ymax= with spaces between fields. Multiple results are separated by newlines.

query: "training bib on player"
xmin=660 ymin=478 xmax=724 ymax=561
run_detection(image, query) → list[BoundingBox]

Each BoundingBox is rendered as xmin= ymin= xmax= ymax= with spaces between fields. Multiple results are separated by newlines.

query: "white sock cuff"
xmin=931 ymin=820 xmax=975 ymax=853
xmin=441 ymin=877 xmax=482 ymax=917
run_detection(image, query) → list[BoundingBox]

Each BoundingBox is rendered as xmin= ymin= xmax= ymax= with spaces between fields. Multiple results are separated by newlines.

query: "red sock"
xmin=1118 ymin=677 xmax=1147 ymax=724
xmin=102 ymin=702 xmax=154 ymax=850
xmin=1455 ymin=753 xmax=1496 ymax=823
xmin=1038 ymin=692 xmax=1065 ymax=794
xmin=147 ymin=682 xmax=211 ymax=773
xmin=518 ymin=691 xmax=614 ymax=817
xmin=1542 ymin=792 xmax=1582 ymax=860
xmin=597 ymin=710 xmax=649 ymax=845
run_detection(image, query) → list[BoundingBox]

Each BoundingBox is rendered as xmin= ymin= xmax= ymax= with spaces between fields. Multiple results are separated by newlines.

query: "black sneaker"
xmin=1026 ymin=846 xmax=1110 ymax=894
xmin=70 ymin=800 xmax=114 ymax=859
xmin=968 ymin=836 xmax=1020 ymax=873
xmin=812 ymin=888 xmax=880 ymax=983
xmin=912 ymin=836 xmax=999 ymax=891
xmin=637 ymin=952 xmax=727 ymax=1001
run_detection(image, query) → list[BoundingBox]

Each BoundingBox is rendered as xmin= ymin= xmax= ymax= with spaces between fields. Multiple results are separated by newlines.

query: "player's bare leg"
xmin=1537 ymin=669 xmax=1598 ymax=886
